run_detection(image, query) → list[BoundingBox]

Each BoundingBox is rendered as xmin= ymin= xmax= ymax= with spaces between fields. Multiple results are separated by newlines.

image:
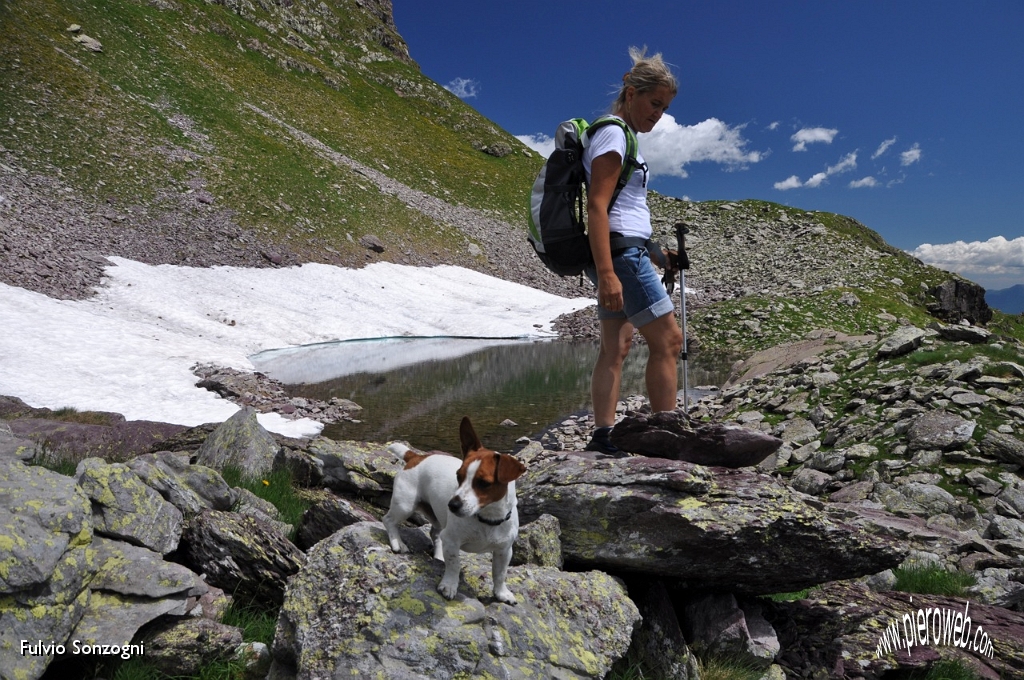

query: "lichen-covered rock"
xmin=89 ymin=535 xmax=207 ymax=599
xmin=294 ymin=488 xmax=379 ymax=550
xmin=767 ymin=580 xmax=1024 ymax=678
xmin=182 ymin=510 xmax=305 ymax=604
xmin=980 ymin=430 xmax=1024 ymax=466
xmin=270 ymin=522 xmax=640 ymax=680
xmin=517 ymin=452 xmax=906 ymax=595
xmin=75 ymin=457 xmax=183 ymax=555
xmin=306 ymin=436 xmax=404 ymax=497
xmin=0 ymin=421 xmax=36 ymax=461
xmin=0 ymin=460 xmax=95 ymax=680
xmin=194 ymin=406 xmax=279 ymax=478
xmin=7 ymin=416 xmax=188 ymax=461
xmin=143 ymin=617 xmax=244 ymax=677
xmin=511 ymin=513 xmax=562 ymax=568
xmin=127 ymin=450 xmax=235 ymax=515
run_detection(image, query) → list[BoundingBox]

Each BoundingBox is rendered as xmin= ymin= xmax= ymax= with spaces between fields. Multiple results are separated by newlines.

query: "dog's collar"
xmin=476 ymin=509 xmax=513 ymax=526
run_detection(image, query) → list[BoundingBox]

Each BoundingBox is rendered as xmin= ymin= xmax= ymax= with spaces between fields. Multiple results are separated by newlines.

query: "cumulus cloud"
xmin=872 ymin=136 xmax=897 ymax=159
xmin=901 ymin=143 xmax=922 ymax=166
xmin=803 ymin=172 xmax=829 ymax=188
xmin=774 ymin=175 xmax=803 ymax=191
xmin=444 ymin=77 xmax=480 ymax=99
xmin=767 ymin=121 xmax=781 ymax=131
xmin=849 ymin=176 xmax=879 ymax=188
xmin=515 ymin=133 xmax=554 ymax=158
xmin=639 ymin=114 xmax=764 ymax=178
xmin=791 ymin=127 xmax=838 ymax=151
xmin=909 ymin=236 xmax=1024 ymax=290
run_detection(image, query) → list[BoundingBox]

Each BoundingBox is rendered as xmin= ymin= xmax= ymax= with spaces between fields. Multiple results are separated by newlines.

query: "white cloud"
xmin=901 ymin=143 xmax=922 ymax=166
xmin=774 ymin=175 xmax=803 ymax=190
xmin=639 ymin=114 xmax=764 ymax=178
xmin=827 ymin=151 xmax=858 ymax=175
xmin=909 ymin=236 xmax=1024 ymax=290
xmin=515 ymin=133 xmax=554 ymax=158
xmin=849 ymin=176 xmax=879 ymax=188
xmin=803 ymin=172 xmax=829 ymax=188
xmin=773 ymin=151 xmax=856 ymax=191
xmin=444 ymin=77 xmax=480 ymax=99
xmin=791 ymin=127 xmax=838 ymax=151
xmin=767 ymin=121 xmax=781 ymax=131
xmin=872 ymin=136 xmax=897 ymax=159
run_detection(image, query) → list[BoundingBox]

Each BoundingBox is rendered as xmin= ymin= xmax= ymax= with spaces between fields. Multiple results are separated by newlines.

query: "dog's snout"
xmin=447 ymin=496 xmax=463 ymax=514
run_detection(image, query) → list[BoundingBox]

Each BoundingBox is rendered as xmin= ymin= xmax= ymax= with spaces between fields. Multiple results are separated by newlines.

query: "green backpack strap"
xmin=585 ymin=116 xmax=640 ymax=210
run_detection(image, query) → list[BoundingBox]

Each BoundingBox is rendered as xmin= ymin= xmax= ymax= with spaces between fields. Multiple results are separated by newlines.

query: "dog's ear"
xmin=459 ymin=416 xmax=482 ymax=456
xmin=495 ymin=453 xmax=526 ymax=484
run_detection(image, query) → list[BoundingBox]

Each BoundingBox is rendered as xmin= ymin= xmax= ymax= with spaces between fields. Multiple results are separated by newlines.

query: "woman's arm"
xmin=587 ymin=151 xmax=624 ymax=311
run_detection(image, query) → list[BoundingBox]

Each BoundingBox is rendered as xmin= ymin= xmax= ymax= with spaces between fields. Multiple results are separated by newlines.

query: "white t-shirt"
xmin=582 ymin=116 xmax=651 ymax=240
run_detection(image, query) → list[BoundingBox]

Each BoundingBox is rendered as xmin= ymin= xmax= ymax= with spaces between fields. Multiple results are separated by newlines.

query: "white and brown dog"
xmin=383 ymin=416 xmax=526 ymax=604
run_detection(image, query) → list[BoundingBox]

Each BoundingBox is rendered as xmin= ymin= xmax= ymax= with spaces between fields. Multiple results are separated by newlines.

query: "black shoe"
xmin=585 ymin=427 xmax=623 ymax=456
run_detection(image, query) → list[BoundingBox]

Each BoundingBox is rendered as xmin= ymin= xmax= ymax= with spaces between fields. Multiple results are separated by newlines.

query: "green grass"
xmin=222 ymin=594 xmax=279 ymax=645
xmin=694 ymin=653 xmax=767 ymax=680
xmin=220 ymin=464 xmax=310 ymax=534
xmin=893 ymin=565 xmax=977 ymax=597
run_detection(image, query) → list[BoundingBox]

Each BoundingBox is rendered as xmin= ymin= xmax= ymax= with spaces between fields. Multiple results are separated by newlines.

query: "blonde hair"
xmin=613 ymin=46 xmax=678 ymax=113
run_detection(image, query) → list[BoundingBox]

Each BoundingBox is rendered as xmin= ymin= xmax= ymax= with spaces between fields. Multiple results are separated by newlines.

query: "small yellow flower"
xmin=262 ymin=479 xmax=270 ymax=486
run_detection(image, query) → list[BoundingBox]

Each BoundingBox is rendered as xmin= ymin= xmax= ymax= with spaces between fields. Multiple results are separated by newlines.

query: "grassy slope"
xmin=0 ymin=0 xmax=541 ymax=261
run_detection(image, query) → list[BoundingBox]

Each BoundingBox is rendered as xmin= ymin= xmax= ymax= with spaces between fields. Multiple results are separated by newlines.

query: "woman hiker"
xmin=584 ymin=46 xmax=683 ymax=455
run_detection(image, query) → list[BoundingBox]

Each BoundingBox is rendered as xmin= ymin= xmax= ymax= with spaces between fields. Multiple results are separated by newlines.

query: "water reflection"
xmin=252 ymin=338 xmax=731 ymax=453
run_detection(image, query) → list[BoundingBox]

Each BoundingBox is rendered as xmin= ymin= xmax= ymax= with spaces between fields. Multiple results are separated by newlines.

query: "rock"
xmin=270 ymin=522 xmax=640 ymax=679
xmin=927 ymin=278 xmax=992 ymax=326
xmin=877 ymin=326 xmax=927 ymax=358
xmin=517 ymin=453 xmax=906 ymax=594
xmin=0 ymin=421 xmax=36 ymax=461
xmin=935 ymin=322 xmax=992 ymax=344
xmin=359 ymin=234 xmax=385 ymax=252
xmin=127 ymin=450 xmax=235 ymax=515
xmin=630 ymin=579 xmax=701 ymax=679
xmin=144 ymin=618 xmax=245 ymax=677
xmin=980 ymin=430 xmax=1024 ymax=466
xmin=72 ymin=33 xmax=103 ymax=52
xmin=767 ymin=580 xmax=1024 ymax=678
xmin=8 ymin=416 xmax=188 ymax=461
xmin=609 ymin=410 xmax=782 ymax=468
xmin=294 ymin=489 xmax=380 ymax=550
xmin=906 ymin=410 xmax=977 ymax=451
xmin=181 ymin=510 xmax=305 ymax=604
xmin=194 ymin=406 xmax=280 ymax=479
xmin=791 ymin=467 xmax=833 ymax=495
xmin=75 ymin=457 xmax=183 ymax=555
xmin=89 ymin=536 xmax=206 ymax=599
xmin=680 ymin=593 xmax=779 ymax=669
xmin=511 ymin=513 xmax=563 ymax=568
xmin=306 ymin=437 xmax=403 ymax=498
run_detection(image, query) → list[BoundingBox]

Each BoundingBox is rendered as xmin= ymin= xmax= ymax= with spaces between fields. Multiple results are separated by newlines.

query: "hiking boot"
xmin=585 ymin=426 xmax=624 ymax=456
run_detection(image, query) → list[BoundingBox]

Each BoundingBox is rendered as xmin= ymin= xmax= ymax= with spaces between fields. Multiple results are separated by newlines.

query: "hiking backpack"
xmin=527 ymin=116 xmax=640 ymax=277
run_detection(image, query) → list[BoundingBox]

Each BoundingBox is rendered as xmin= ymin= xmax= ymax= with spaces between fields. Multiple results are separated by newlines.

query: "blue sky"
xmin=393 ymin=1 xmax=1023 ymax=291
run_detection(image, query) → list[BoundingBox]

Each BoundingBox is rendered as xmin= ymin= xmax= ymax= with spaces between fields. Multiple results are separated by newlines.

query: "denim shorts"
xmin=585 ymin=247 xmax=675 ymax=328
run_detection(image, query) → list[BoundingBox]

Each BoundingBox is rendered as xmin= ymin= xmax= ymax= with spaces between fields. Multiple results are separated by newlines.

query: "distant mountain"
xmin=986 ymin=284 xmax=1024 ymax=314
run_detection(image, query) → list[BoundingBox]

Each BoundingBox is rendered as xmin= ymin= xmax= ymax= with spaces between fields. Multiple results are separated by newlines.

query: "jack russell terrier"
xmin=383 ymin=416 xmax=526 ymax=604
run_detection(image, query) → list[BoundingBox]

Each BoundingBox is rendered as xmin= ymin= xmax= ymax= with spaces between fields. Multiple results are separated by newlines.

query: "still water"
xmin=251 ymin=338 xmax=732 ymax=453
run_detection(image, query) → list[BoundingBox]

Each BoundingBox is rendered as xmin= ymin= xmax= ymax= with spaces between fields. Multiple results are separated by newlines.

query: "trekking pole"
xmin=674 ymin=223 xmax=690 ymax=412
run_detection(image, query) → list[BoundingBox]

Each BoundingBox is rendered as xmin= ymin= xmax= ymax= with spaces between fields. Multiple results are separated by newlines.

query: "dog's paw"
xmin=388 ymin=538 xmax=409 ymax=553
xmin=437 ymin=579 xmax=459 ymax=600
xmin=494 ymin=587 xmax=517 ymax=605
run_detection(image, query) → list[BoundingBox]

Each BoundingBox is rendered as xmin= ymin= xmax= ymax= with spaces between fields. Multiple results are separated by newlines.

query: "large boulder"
xmin=182 ymin=510 xmax=305 ymax=604
xmin=906 ymin=410 xmax=977 ymax=452
xmin=194 ymin=405 xmax=279 ymax=478
xmin=927 ymin=278 xmax=992 ymax=326
xmin=270 ymin=522 xmax=640 ymax=679
xmin=127 ymin=450 xmax=236 ymax=515
xmin=516 ymin=452 xmax=906 ymax=594
xmin=305 ymin=437 xmax=404 ymax=499
xmin=76 ymin=457 xmax=184 ymax=555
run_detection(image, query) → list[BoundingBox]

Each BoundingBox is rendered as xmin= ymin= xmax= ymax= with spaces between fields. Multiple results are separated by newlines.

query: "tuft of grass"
xmin=900 ymin=659 xmax=982 ymax=680
xmin=220 ymin=465 xmax=310 ymax=532
xmin=695 ymin=653 xmax=767 ymax=680
xmin=222 ymin=594 xmax=279 ymax=645
xmin=893 ymin=565 xmax=976 ymax=597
